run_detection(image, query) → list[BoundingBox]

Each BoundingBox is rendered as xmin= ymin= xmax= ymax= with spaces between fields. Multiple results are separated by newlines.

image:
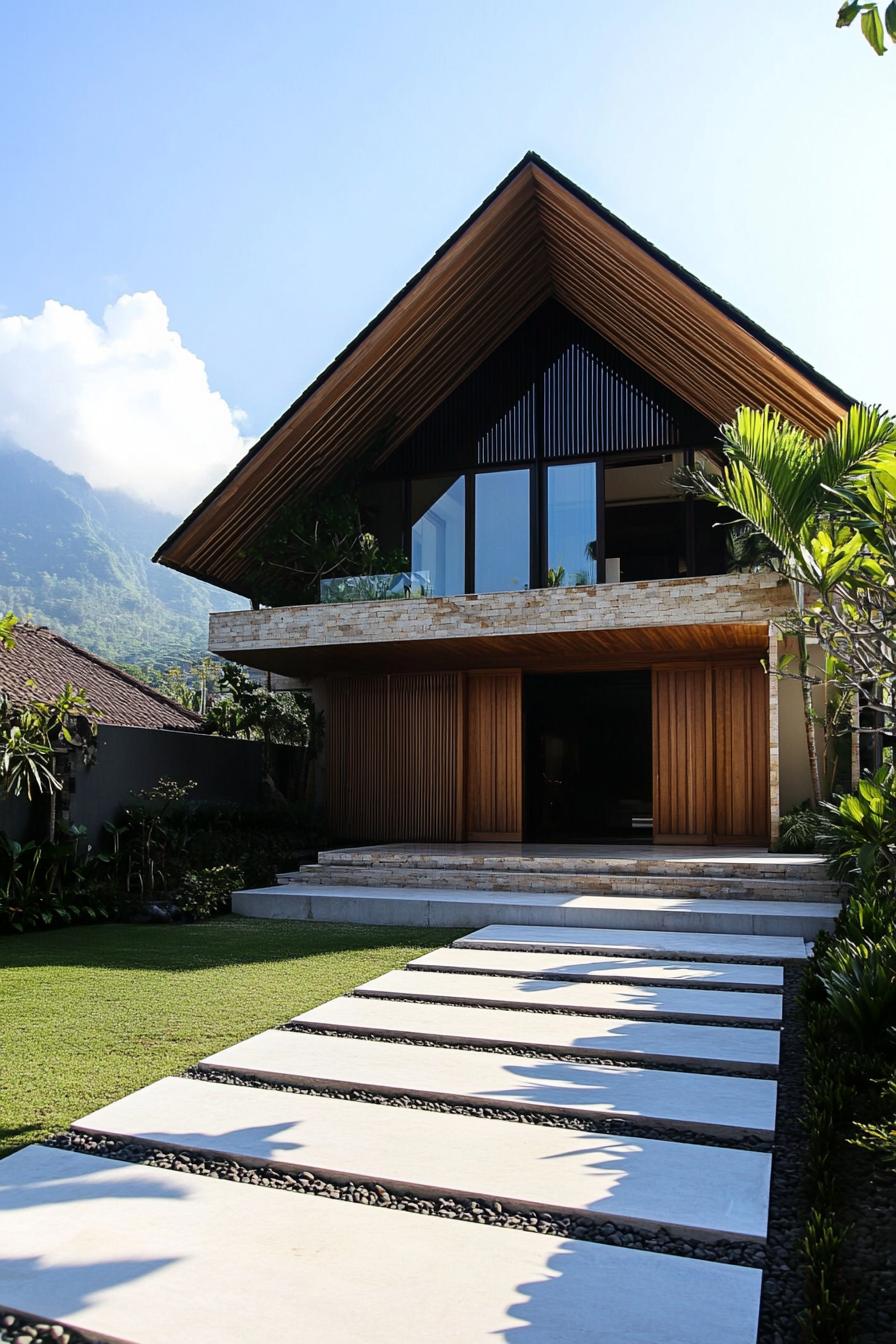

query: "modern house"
xmin=156 ymin=154 xmax=851 ymax=851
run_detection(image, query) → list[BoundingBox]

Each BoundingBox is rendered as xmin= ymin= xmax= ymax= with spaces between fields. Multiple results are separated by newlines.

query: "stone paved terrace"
xmin=209 ymin=571 xmax=793 ymax=661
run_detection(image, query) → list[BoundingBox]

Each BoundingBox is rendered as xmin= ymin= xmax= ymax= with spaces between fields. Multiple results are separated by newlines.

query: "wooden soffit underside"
xmin=157 ymin=156 xmax=850 ymax=593
xmin=224 ymin=621 xmax=771 ymax=679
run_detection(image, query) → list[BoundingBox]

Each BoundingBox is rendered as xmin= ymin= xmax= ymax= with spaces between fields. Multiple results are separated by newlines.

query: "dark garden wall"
xmin=0 ymin=725 xmax=294 ymax=846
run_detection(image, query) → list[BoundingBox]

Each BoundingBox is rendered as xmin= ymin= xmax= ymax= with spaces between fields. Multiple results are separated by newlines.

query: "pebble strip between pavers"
xmin=356 ymin=967 xmax=784 ymax=1024
xmin=72 ymin=1075 xmax=772 ymax=1242
xmin=0 ymin=927 xmax=781 ymax=1343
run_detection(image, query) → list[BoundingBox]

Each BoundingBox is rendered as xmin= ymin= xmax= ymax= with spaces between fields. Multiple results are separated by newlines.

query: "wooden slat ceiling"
xmin=224 ymin=621 xmax=771 ymax=679
xmin=156 ymin=155 xmax=850 ymax=594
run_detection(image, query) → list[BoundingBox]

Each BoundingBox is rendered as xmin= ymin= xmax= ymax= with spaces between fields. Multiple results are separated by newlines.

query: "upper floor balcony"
xmin=209 ymin=570 xmax=794 ymax=678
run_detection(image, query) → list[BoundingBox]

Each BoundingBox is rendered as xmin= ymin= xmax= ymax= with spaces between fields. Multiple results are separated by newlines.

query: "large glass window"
xmin=411 ymin=475 xmax=466 ymax=596
xmin=546 ymin=463 xmax=597 ymax=586
xmin=475 ymin=468 xmax=530 ymax=593
xmin=603 ymin=453 xmax=686 ymax=583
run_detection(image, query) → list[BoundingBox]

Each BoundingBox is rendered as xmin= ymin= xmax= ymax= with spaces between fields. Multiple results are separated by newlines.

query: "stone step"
xmin=293 ymin=995 xmax=780 ymax=1073
xmin=313 ymin=843 xmax=829 ymax=883
xmin=291 ymin=862 xmax=838 ymax=902
xmin=74 ymin=1076 xmax=772 ymax=1243
xmin=0 ymin=1144 xmax=763 ymax=1344
xmin=358 ymin=969 xmax=783 ymax=1025
xmin=409 ymin=945 xmax=785 ymax=990
xmin=233 ymin=882 xmax=837 ymax=938
xmin=202 ymin=1029 xmax=779 ymax=1138
xmin=456 ymin=924 xmax=809 ymax=963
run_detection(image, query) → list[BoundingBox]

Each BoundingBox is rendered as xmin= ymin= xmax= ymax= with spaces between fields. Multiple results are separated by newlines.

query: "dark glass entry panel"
xmin=524 ymin=672 xmax=652 ymax=842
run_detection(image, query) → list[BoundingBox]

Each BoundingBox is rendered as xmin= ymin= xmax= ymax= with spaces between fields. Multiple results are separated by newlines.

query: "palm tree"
xmin=681 ymin=404 xmax=896 ymax=806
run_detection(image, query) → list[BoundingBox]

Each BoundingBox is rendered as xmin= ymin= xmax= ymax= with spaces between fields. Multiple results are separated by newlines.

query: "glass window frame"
xmin=399 ymin=445 xmax=701 ymax=596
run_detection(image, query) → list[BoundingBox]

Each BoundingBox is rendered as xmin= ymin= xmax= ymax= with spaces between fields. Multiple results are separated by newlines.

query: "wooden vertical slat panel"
xmin=466 ymin=670 xmax=522 ymax=840
xmin=652 ymin=666 xmax=712 ymax=843
xmin=387 ymin=671 xmax=464 ymax=840
xmin=327 ymin=675 xmax=390 ymax=842
xmin=712 ymin=662 xmax=769 ymax=843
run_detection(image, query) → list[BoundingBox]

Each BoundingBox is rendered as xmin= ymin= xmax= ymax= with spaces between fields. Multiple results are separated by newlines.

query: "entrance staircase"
xmin=233 ymin=843 xmax=841 ymax=949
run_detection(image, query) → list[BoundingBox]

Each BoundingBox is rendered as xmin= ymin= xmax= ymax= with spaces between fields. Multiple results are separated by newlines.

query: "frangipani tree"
xmin=682 ymin=404 xmax=896 ymax=805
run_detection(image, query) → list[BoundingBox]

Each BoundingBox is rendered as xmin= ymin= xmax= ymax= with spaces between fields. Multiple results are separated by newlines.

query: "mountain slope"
xmin=0 ymin=443 xmax=241 ymax=664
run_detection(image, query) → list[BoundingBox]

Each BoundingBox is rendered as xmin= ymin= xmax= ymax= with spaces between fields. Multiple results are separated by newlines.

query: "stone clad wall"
xmin=210 ymin=572 xmax=794 ymax=655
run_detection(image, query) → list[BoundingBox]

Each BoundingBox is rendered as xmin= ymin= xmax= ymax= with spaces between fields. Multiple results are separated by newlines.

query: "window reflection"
xmin=604 ymin=453 xmax=686 ymax=582
xmin=411 ymin=476 xmax=465 ymax=596
xmin=475 ymin=469 xmax=530 ymax=593
xmin=546 ymin=463 xmax=597 ymax=586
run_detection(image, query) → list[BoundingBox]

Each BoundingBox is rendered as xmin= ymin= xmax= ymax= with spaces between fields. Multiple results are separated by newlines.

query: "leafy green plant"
xmin=777 ymin=801 xmax=824 ymax=853
xmin=798 ymin=1208 xmax=858 ymax=1342
xmin=0 ymin=826 xmax=107 ymax=933
xmin=837 ymin=2 xmax=896 ymax=55
xmin=817 ymin=935 xmax=896 ymax=1045
xmin=242 ymin=486 xmax=406 ymax=607
xmin=820 ymin=766 xmax=896 ymax=884
xmin=0 ymin=612 xmax=17 ymax=650
xmin=115 ymin=777 xmax=197 ymax=900
xmin=837 ymin=884 xmax=896 ymax=941
xmin=0 ymin=681 xmax=96 ymax=810
xmin=176 ymin=864 xmax=244 ymax=920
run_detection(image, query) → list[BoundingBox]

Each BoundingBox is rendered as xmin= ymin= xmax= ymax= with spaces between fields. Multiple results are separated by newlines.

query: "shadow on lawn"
xmin=1 ymin=919 xmax=471 ymax=974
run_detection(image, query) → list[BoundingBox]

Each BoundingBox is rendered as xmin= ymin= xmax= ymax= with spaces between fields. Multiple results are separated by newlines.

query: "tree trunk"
xmin=798 ymin=631 xmax=822 ymax=808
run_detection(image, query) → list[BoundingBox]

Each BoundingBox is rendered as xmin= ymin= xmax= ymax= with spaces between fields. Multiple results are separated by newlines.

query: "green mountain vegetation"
xmin=0 ymin=443 xmax=241 ymax=665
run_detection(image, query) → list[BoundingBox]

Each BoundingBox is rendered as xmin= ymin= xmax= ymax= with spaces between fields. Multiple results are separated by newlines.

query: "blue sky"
xmin=1 ymin=1 xmax=893 ymax=512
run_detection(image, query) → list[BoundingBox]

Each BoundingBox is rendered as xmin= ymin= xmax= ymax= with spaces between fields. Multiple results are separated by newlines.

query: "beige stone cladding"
xmin=210 ymin=572 xmax=793 ymax=655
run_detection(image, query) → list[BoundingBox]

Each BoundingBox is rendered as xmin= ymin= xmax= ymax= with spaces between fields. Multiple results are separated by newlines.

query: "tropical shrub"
xmin=777 ymin=801 xmax=824 ymax=853
xmin=176 ymin=864 xmax=244 ymax=920
xmin=837 ymin=884 xmax=896 ymax=941
xmin=0 ymin=826 xmax=107 ymax=933
xmin=816 ymin=934 xmax=896 ymax=1045
xmin=820 ymin=766 xmax=896 ymax=884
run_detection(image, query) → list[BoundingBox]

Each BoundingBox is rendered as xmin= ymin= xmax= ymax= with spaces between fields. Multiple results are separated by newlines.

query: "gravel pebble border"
xmin=45 ymin=1130 xmax=764 ymax=1269
xmin=187 ymin=1062 xmax=772 ymax=1150
xmin=279 ymin=1021 xmax=766 ymax=1080
xmin=0 ymin=1312 xmax=83 ymax=1344
xmin=756 ymin=965 xmax=807 ymax=1344
xmin=349 ymin=987 xmax=782 ymax=1029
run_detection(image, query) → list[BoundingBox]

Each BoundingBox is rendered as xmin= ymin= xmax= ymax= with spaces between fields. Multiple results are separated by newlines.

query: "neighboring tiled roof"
xmin=0 ymin=624 xmax=203 ymax=731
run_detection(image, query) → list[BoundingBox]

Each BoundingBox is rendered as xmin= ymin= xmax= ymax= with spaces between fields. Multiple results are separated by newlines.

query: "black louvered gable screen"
xmin=379 ymin=300 xmax=713 ymax=479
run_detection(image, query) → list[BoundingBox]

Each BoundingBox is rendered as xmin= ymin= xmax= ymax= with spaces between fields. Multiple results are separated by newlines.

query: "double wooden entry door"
xmin=652 ymin=661 xmax=769 ymax=845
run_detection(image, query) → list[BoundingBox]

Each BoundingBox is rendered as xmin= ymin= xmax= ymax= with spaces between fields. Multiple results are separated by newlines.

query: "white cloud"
xmin=0 ymin=292 xmax=252 ymax=513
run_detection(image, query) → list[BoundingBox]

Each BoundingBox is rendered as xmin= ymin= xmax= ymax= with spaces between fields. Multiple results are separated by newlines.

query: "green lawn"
xmin=0 ymin=917 xmax=464 ymax=1159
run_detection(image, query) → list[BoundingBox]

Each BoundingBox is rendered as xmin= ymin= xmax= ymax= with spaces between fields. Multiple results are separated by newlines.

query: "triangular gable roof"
xmin=156 ymin=152 xmax=851 ymax=595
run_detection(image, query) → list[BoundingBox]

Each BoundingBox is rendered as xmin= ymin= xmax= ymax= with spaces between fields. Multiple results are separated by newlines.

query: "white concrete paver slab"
xmin=202 ymin=1030 xmax=778 ymax=1138
xmin=74 ymin=1076 xmax=772 ymax=1241
xmin=361 ymin=968 xmax=783 ymax=1024
xmin=410 ymin=945 xmax=785 ymax=989
xmin=294 ymin=995 xmax=781 ymax=1072
xmin=0 ymin=1145 xmax=762 ymax=1344
xmin=457 ymin=924 xmax=809 ymax=962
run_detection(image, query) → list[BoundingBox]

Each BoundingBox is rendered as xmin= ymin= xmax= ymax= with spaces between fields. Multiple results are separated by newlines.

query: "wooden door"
xmin=388 ymin=672 xmax=465 ymax=841
xmin=652 ymin=660 xmax=770 ymax=845
xmin=327 ymin=674 xmax=391 ymax=842
xmin=328 ymin=672 xmax=464 ymax=842
xmin=712 ymin=662 xmax=769 ymax=844
xmin=465 ymin=670 xmax=523 ymax=841
xmin=652 ymin=666 xmax=713 ymax=844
